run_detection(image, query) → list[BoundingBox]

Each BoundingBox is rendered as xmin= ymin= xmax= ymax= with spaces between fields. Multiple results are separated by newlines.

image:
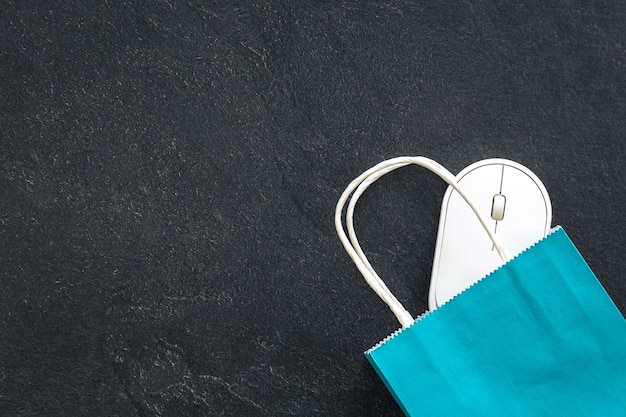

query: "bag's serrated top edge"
xmin=365 ymin=226 xmax=563 ymax=354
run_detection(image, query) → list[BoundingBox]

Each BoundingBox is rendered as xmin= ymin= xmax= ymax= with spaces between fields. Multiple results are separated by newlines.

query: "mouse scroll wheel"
xmin=491 ymin=194 xmax=506 ymax=221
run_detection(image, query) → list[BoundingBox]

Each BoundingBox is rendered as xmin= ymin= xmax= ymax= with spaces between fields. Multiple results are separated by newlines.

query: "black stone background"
xmin=2 ymin=1 xmax=626 ymax=416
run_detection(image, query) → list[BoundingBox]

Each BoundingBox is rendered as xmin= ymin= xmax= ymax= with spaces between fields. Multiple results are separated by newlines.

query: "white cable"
xmin=335 ymin=157 xmax=512 ymax=328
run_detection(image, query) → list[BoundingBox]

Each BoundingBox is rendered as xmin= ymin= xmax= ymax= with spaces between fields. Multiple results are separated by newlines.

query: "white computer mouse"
xmin=428 ymin=158 xmax=552 ymax=309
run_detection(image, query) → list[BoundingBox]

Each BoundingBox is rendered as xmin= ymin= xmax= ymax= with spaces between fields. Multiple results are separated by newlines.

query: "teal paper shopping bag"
xmin=335 ymin=157 xmax=626 ymax=417
xmin=366 ymin=227 xmax=626 ymax=416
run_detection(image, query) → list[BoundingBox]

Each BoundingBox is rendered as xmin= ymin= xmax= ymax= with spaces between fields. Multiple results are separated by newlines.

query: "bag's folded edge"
xmin=365 ymin=226 xmax=564 ymax=354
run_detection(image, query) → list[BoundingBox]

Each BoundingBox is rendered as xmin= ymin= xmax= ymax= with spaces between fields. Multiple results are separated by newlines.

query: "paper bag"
xmin=366 ymin=227 xmax=626 ymax=416
xmin=335 ymin=157 xmax=626 ymax=416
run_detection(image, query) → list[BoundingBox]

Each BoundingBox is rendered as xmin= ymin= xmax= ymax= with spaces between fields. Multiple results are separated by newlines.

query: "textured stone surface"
xmin=2 ymin=1 xmax=625 ymax=415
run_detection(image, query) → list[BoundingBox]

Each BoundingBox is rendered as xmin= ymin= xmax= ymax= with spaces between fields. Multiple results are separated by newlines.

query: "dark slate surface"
xmin=1 ymin=1 xmax=625 ymax=416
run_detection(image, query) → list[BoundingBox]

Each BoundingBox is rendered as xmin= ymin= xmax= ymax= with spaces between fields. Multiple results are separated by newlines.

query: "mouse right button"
xmin=498 ymin=165 xmax=551 ymax=256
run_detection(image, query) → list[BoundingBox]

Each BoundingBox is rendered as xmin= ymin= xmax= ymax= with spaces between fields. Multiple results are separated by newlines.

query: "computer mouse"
xmin=428 ymin=158 xmax=552 ymax=310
